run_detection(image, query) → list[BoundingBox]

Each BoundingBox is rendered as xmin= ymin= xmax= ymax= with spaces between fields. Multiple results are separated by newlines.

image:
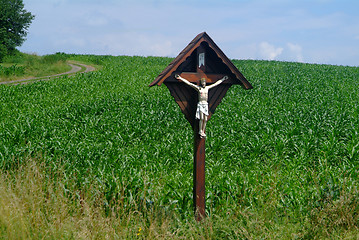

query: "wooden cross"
xmin=149 ymin=32 xmax=252 ymax=221
xmin=177 ymin=45 xmax=228 ymax=220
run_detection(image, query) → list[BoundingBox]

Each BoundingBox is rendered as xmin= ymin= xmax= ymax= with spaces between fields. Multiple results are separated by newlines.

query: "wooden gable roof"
xmin=149 ymin=32 xmax=253 ymax=89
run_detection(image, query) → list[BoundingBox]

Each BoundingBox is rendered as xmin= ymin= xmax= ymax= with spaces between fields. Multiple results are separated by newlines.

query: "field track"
xmin=0 ymin=61 xmax=95 ymax=85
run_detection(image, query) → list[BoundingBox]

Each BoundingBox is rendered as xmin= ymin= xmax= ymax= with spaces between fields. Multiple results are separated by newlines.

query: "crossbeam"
xmin=178 ymin=72 xmax=227 ymax=84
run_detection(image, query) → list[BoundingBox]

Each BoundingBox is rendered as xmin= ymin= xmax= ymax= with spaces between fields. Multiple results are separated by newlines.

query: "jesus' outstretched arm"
xmin=207 ymin=76 xmax=228 ymax=89
xmin=175 ymin=74 xmax=200 ymax=91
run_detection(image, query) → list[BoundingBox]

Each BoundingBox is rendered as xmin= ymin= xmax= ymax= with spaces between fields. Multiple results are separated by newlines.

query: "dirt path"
xmin=69 ymin=62 xmax=96 ymax=73
xmin=0 ymin=61 xmax=96 ymax=85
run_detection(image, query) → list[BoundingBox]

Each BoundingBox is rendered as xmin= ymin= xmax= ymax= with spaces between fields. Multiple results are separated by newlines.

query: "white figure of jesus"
xmin=175 ymin=74 xmax=228 ymax=138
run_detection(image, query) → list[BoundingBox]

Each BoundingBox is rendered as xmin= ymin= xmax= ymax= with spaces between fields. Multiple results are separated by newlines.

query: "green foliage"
xmin=0 ymin=43 xmax=8 ymax=61
xmin=0 ymin=56 xmax=359 ymax=238
xmin=0 ymin=64 xmax=24 ymax=76
xmin=0 ymin=0 xmax=34 ymax=61
xmin=1 ymin=49 xmax=26 ymax=63
xmin=41 ymin=52 xmax=68 ymax=64
xmin=0 ymin=52 xmax=70 ymax=81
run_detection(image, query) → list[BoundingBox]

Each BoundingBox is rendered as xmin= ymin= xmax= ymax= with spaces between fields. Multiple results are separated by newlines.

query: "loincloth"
xmin=196 ymin=102 xmax=209 ymax=119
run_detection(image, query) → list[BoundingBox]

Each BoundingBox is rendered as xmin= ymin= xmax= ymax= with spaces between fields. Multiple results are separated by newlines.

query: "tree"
xmin=0 ymin=0 xmax=34 ymax=61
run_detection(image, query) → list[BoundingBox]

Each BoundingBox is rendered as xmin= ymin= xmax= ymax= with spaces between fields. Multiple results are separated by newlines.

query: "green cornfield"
xmin=1 ymin=55 xmax=359 ymax=239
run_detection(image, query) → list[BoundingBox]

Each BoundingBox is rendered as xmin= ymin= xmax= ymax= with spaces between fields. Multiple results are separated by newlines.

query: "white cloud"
xmin=287 ymin=43 xmax=304 ymax=62
xmin=150 ymin=41 xmax=173 ymax=57
xmin=54 ymin=38 xmax=86 ymax=48
xmin=86 ymin=17 xmax=108 ymax=27
xmin=258 ymin=42 xmax=283 ymax=60
xmin=70 ymin=32 xmax=176 ymax=57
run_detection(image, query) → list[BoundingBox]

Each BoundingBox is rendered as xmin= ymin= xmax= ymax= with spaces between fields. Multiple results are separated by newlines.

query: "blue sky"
xmin=20 ymin=0 xmax=359 ymax=66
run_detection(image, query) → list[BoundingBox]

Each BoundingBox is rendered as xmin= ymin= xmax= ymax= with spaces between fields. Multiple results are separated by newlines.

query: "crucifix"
xmin=149 ymin=32 xmax=252 ymax=221
xmin=175 ymin=73 xmax=228 ymax=138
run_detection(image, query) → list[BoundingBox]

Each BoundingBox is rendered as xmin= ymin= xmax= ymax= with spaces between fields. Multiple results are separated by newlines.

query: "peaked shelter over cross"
xmin=149 ymin=32 xmax=253 ymax=221
xmin=149 ymin=32 xmax=252 ymax=129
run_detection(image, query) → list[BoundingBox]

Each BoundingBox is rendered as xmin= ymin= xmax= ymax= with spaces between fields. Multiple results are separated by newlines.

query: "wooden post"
xmin=193 ymin=45 xmax=207 ymax=221
xmin=193 ymin=122 xmax=206 ymax=220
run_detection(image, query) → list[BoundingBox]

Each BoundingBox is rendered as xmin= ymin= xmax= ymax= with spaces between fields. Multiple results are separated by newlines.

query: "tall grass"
xmin=0 ymin=158 xmax=172 ymax=239
xmin=0 ymin=64 xmax=25 ymax=76
xmin=1 ymin=158 xmax=358 ymax=239
xmin=0 ymin=55 xmax=359 ymax=238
